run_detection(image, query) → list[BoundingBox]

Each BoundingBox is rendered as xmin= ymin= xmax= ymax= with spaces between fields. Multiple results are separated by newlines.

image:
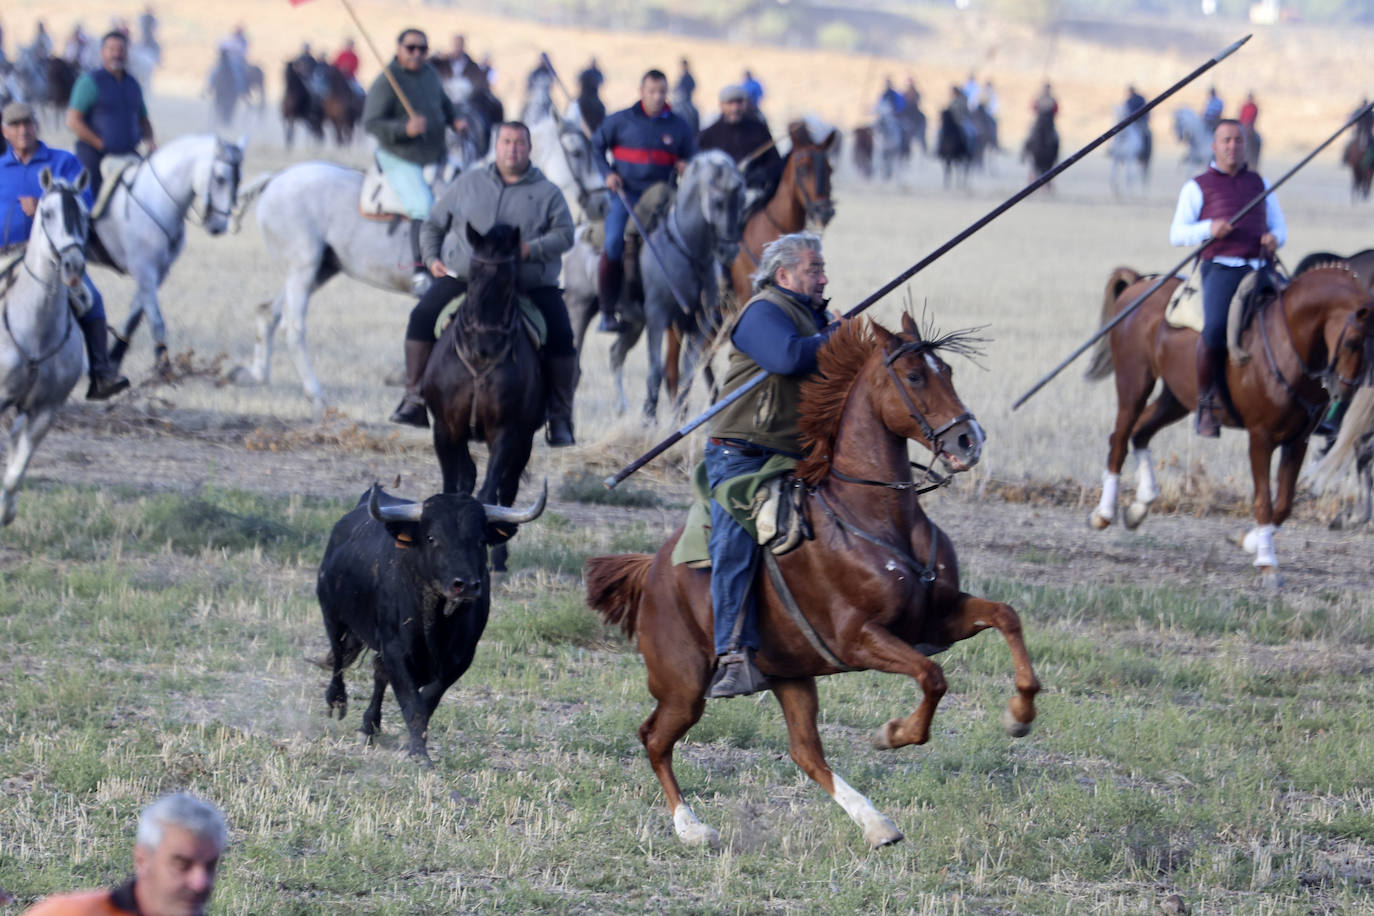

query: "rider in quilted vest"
xmin=1169 ymin=119 xmax=1286 ymax=437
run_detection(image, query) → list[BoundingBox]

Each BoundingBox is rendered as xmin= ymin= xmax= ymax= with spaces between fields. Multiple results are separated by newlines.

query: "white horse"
xmin=89 ymin=134 xmax=244 ymax=373
xmin=1173 ymin=108 xmax=1211 ymax=167
xmin=1 ymin=171 xmax=90 ymax=526
xmin=231 ymin=120 xmax=604 ymax=411
xmin=1109 ymin=105 xmax=1150 ymax=196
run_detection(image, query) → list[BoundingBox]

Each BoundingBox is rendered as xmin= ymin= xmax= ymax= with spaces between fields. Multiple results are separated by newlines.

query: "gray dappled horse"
xmin=91 ymin=135 xmax=244 ymax=375
xmin=1 ymin=171 xmax=90 ymax=526
xmin=1109 ymin=104 xmax=1150 ymax=197
xmin=1173 ymin=108 xmax=1211 ymax=167
xmin=231 ymin=117 xmax=601 ymax=412
xmin=566 ymin=150 xmax=744 ymax=419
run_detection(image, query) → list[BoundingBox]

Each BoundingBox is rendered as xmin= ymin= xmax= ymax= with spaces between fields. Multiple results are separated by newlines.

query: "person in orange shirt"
xmin=22 ymin=794 xmax=226 ymax=916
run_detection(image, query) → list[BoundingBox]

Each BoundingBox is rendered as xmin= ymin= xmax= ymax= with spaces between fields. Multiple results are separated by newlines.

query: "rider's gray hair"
xmin=752 ymin=232 xmax=822 ymax=294
xmin=135 ymin=793 xmax=227 ymax=851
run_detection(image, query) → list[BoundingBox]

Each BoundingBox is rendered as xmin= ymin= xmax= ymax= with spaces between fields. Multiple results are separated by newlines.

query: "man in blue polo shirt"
xmin=591 ymin=68 xmax=695 ymax=333
xmin=1 ymin=101 xmax=130 ymax=399
xmin=65 ymin=30 xmax=156 ymax=200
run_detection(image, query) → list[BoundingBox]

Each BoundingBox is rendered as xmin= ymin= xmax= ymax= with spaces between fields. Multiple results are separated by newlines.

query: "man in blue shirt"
xmin=1 ymin=102 xmax=129 ymax=399
xmin=591 ymin=69 xmax=695 ymax=333
xmin=702 ymin=232 xmax=833 ymax=698
xmin=65 ymin=30 xmax=156 ymax=200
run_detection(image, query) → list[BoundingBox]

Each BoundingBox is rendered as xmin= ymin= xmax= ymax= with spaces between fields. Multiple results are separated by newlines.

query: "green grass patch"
xmin=558 ymin=470 xmax=663 ymax=508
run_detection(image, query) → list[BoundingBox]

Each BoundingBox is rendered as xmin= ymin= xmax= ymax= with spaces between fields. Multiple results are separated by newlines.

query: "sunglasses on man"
xmin=402 ymin=43 xmax=428 ymax=53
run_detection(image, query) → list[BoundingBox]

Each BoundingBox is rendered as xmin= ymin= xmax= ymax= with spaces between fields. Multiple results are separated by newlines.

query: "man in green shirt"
xmin=362 ymin=27 xmax=466 ymax=294
xmin=66 ymin=31 xmax=156 ymax=200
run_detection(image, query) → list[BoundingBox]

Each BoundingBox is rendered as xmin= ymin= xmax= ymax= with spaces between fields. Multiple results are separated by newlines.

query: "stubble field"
xmin=1 ymin=76 xmax=1373 ymax=916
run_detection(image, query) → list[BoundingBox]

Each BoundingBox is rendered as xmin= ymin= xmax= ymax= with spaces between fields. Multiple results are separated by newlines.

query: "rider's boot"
xmin=389 ymin=339 xmax=432 ymax=428
xmin=622 ymin=233 xmax=643 ymax=304
xmin=544 ymin=353 xmax=578 ymax=447
xmin=596 ymin=253 xmax=624 ymax=333
xmin=78 ymin=313 xmax=131 ymax=401
xmin=706 ymin=647 xmax=772 ymax=699
xmin=1195 ymin=344 xmax=1222 ymax=438
xmin=409 ymin=220 xmax=432 ymax=297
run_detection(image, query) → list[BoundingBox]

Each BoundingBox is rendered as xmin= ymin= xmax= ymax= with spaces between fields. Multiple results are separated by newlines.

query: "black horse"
xmin=936 ymin=107 xmax=972 ymax=188
xmin=422 ymin=224 xmax=544 ymax=573
xmin=281 ymin=62 xmax=323 ymax=147
xmin=1022 ymin=110 xmax=1059 ymax=188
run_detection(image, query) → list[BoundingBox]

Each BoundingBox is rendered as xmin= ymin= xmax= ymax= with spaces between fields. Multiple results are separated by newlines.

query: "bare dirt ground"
xmin=27 ymin=395 xmax=1372 ymax=608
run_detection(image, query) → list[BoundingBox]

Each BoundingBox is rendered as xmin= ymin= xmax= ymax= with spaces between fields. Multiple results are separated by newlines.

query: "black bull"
xmin=317 ymin=482 xmax=546 ymax=761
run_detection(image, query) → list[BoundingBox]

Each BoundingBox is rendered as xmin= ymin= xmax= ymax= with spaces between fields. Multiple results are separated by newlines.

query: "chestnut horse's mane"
xmin=795 ymin=315 xmax=985 ymax=485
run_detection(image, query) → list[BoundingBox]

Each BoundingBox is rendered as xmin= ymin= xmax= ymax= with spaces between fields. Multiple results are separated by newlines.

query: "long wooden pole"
xmin=602 ymin=35 xmax=1252 ymax=489
xmin=1011 ymin=99 xmax=1374 ymax=411
xmin=338 ymin=0 xmax=417 ymax=119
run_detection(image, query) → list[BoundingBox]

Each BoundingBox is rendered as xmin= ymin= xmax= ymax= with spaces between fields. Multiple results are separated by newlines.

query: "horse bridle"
xmin=825 ymin=339 xmax=973 ymax=495
xmin=4 ymin=187 xmax=82 ymax=375
xmin=138 ymin=144 xmax=242 ymax=237
xmin=747 ymin=149 xmax=832 ymax=266
xmin=550 ymin=109 xmax=607 ymax=215
xmin=1258 ymin=292 xmax=1372 ymax=425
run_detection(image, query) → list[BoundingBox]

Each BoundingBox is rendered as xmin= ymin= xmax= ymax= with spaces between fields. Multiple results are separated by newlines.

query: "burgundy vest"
xmin=1195 ymin=166 xmax=1267 ymax=261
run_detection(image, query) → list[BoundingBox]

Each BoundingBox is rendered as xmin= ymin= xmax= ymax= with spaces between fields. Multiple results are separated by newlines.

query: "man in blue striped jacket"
xmin=590 ymin=69 xmax=695 ymax=333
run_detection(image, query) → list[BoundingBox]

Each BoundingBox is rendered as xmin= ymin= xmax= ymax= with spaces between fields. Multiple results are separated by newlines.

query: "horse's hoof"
xmin=1259 ymin=567 xmax=1284 ymax=589
xmin=871 ymin=721 xmax=898 ymax=750
xmin=864 ymin=819 xmax=905 ymax=849
xmin=1001 ymin=708 xmax=1032 ymax=738
xmin=673 ymin=804 xmax=721 ymax=849
xmin=1087 ymin=509 xmax=1113 ymax=530
xmin=1123 ymin=501 xmax=1150 ymax=530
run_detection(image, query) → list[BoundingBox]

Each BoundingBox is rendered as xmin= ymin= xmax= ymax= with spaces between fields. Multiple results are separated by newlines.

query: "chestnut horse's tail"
xmin=1084 ymin=266 xmax=1142 ymax=381
xmin=585 ymin=553 xmax=654 ymax=638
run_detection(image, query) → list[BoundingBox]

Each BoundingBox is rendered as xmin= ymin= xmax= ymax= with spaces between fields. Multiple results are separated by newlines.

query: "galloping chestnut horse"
xmin=422 ymin=224 xmax=543 ymax=573
xmin=1084 ymin=265 xmax=1374 ymax=585
xmin=663 ymin=122 xmax=838 ymax=402
xmin=586 ymin=314 xmax=1041 ymax=849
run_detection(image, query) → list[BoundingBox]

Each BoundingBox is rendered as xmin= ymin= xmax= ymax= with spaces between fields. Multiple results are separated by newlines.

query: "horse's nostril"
xmin=451 ymin=578 xmax=466 ymax=593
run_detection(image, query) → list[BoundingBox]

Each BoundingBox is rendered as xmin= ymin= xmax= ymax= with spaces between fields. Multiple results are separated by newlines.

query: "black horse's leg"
xmin=433 ymin=416 xmax=476 ymax=495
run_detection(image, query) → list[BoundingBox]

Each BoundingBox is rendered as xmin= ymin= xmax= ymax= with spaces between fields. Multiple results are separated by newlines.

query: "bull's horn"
xmin=368 ymin=483 xmax=424 ymax=523
xmin=483 ymin=480 xmax=547 ymax=525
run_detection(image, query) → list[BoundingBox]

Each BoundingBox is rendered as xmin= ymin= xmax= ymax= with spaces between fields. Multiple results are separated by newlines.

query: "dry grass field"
xmin=2 ymin=5 xmax=1374 ymax=914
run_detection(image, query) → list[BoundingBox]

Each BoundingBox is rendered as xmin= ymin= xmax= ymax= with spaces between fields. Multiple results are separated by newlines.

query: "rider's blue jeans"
xmin=706 ymin=439 xmax=768 ymax=655
xmin=601 ymin=187 xmax=641 ymax=261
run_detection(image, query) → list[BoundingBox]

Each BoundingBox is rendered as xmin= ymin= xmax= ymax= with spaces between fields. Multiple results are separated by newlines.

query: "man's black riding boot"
xmin=1195 ymin=344 xmax=1220 ymax=438
xmin=408 ymin=220 xmax=431 ymax=296
xmin=78 ymin=313 xmax=130 ymax=400
xmin=596 ymin=253 xmax=624 ymax=333
xmin=622 ymin=233 xmax=643 ymax=304
xmin=544 ymin=354 xmax=578 ymax=447
xmin=389 ymin=339 xmax=432 ymax=427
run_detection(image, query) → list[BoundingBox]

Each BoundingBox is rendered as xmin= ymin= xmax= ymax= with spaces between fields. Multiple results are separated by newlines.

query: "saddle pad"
xmin=92 ymin=154 xmax=141 ymax=219
xmin=670 ymin=454 xmax=799 ymax=568
xmin=433 ymin=291 xmax=546 ymax=348
xmin=1164 ymin=269 xmax=1203 ymax=333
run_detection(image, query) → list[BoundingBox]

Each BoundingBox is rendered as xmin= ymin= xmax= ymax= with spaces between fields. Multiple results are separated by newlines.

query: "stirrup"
xmin=390 ymin=395 xmax=429 ymax=428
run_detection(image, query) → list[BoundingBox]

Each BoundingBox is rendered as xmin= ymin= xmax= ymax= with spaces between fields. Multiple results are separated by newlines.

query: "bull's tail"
xmin=1305 ymin=387 xmax=1374 ymax=492
xmin=231 ymin=170 xmax=276 ymax=232
xmin=585 ymin=553 xmax=653 ymax=638
xmin=1084 ymin=266 xmax=1141 ymax=381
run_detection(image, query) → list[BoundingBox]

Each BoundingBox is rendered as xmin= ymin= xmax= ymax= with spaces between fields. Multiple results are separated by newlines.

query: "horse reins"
xmin=3 ymin=189 xmax=82 ymax=385
xmin=1257 ymin=287 xmax=1369 ymax=429
xmin=450 ymin=252 xmax=522 ymax=427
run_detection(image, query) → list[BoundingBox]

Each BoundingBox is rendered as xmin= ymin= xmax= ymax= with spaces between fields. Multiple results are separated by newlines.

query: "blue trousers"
xmin=1200 ymin=261 xmax=1248 ymax=351
xmin=601 ymin=187 xmax=641 ymax=261
xmin=376 ymin=149 xmax=433 ymax=221
xmin=706 ymin=439 xmax=768 ymax=655
xmin=81 ymin=273 xmax=105 ymax=322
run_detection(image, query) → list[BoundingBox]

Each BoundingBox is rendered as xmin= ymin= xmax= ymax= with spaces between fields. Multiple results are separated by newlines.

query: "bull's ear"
xmin=484 ymin=521 xmax=517 ymax=546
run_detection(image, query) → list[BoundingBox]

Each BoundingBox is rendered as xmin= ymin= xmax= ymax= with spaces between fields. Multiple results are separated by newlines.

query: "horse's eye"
xmin=906 ymin=371 xmax=924 ymax=385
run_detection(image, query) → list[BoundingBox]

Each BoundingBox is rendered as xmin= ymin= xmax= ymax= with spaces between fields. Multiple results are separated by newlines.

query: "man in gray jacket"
xmin=391 ymin=121 xmax=579 ymax=446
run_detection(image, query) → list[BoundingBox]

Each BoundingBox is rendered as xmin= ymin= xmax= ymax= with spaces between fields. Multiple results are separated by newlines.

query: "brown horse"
xmin=1084 ymin=265 xmax=1374 ymax=586
xmin=1343 ymin=133 xmax=1373 ymax=202
xmin=663 ymin=122 xmax=838 ymax=402
xmin=585 ymin=314 xmax=1040 ymax=849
